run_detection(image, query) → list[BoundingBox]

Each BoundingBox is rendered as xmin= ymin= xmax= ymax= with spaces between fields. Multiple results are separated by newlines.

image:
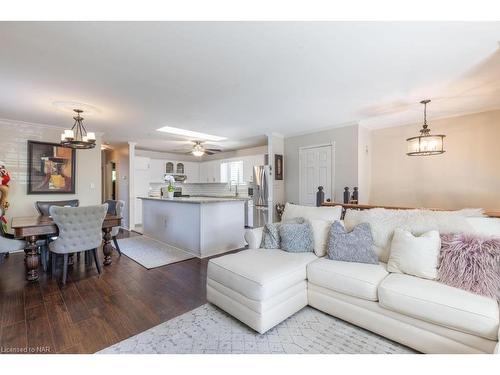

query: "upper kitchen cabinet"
xmin=199 ymin=160 xmax=221 ymax=183
xmin=149 ymin=158 xmax=166 ymax=183
xmin=183 ymin=161 xmax=200 ymax=183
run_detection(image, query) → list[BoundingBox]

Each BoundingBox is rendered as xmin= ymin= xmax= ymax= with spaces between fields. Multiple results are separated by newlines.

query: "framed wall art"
xmin=27 ymin=141 xmax=76 ymax=194
xmin=275 ymin=154 xmax=283 ymax=180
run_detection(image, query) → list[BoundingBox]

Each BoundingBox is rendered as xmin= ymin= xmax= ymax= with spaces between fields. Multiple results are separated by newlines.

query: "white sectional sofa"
xmin=206 ymin=204 xmax=500 ymax=354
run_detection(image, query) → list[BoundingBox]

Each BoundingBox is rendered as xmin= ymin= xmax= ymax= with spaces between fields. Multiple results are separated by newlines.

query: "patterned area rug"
xmin=117 ymin=236 xmax=194 ymax=269
xmin=99 ymin=304 xmax=417 ymax=354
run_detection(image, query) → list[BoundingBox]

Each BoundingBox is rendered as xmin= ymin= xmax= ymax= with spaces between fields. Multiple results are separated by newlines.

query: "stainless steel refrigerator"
xmin=251 ymin=165 xmax=270 ymax=228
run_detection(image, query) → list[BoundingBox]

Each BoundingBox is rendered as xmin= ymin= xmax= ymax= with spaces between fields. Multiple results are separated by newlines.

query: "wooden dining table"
xmin=11 ymin=214 xmax=122 ymax=282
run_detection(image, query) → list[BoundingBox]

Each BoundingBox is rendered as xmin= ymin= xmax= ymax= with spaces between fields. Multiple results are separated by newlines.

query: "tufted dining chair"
xmin=49 ymin=204 xmax=108 ymax=285
xmin=0 ymin=229 xmax=25 ymax=264
xmin=35 ymin=199 xmax=80 ymax=272
xmin=104 ymin=199 xmax=124 ymax=256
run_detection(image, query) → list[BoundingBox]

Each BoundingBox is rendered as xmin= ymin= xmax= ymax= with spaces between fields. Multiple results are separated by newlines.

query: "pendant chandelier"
xmin=60 ymin=109 xmax=96 ymax=149
xmin=406 ymin=100 xmax=445 ymax=156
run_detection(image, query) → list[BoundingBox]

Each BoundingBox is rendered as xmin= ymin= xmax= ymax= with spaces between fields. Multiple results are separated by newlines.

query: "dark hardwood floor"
xmin=0 ymin=230 xmax=218 ymax=354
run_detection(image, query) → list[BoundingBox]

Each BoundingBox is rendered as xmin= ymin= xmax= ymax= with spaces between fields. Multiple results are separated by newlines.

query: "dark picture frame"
xmin=275 ymin=154 xmax=283 ymax=180
xmin=27 ymin=140 xmax=76 ymax=194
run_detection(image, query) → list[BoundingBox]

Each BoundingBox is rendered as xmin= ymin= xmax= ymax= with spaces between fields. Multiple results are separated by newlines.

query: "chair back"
xmin=0 ymin=235 xmax=25 ymax=254
xmin=35 ymin=199 xmax=79 ymax=216
xmin=104 ymin=200 xmax=124 ymax=237
xmin=49 ymin=204 xmax=107 ymax=254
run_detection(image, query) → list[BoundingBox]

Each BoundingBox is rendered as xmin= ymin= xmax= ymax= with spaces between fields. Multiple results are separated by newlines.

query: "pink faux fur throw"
xmin=439 ymin=233 xmax=500 ymax=300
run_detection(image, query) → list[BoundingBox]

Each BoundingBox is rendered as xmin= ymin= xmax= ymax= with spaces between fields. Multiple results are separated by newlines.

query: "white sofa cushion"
xmin=466 ymin=217 xmax=500 ymax=237
xmin=344 ymin=208 xmax=478 ymax=262
xmin=378 ymin=274 xmax=500 ymax=340
xmin=282 ymin=202 xmax=342 ymax=222
xmin=307 ymin=258 xmax=389 ymax=301
xmin=309 ymin=219 xmax=333 ymax=257
xmin=207 ymin=249 xmax=317 ymax=301
xmin=387 ymin=229 xmax=441 ymax=280
xmin=244 ymin=227 xmax=263 ymax=249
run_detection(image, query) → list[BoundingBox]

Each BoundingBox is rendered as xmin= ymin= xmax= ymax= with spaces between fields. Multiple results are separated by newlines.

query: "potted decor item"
xmin=163 ymin=174 xmax=176 ymax=199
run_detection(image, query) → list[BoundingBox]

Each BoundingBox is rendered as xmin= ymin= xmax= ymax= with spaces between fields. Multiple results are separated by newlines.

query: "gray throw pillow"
xmin=260 ymin=223 xmax=281 ymax=249
xmin=279 ymin=221 xmax=314 ymax=253
xmin=327 ymin=221 xmax=378 ymax=264
xmin=260 ymin=217 xmax=306 ymax=249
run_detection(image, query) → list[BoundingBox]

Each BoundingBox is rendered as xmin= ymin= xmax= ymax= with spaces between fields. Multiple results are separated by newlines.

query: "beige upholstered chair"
xmin=104 ymin=199 xmax=124 ymax=256
xmin=49 ymin=204 xmax=107 ymax=284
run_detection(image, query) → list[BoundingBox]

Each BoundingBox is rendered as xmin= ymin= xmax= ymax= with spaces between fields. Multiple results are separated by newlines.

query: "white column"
xmin=128 ymin=141 xmax=137 ymax=230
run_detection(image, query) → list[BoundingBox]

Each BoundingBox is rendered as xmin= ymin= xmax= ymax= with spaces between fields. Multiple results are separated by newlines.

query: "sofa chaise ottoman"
xmin=207 ymin=249 xmax=317 ymax=333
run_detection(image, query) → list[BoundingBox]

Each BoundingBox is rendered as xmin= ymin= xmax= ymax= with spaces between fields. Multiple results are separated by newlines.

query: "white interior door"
xmin=299 ymin=145 xmax=333 ymax=206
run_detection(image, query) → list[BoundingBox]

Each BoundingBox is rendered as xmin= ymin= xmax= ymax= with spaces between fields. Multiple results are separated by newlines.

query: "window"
xmin=220 ymin=160 xmax=244 ymax=185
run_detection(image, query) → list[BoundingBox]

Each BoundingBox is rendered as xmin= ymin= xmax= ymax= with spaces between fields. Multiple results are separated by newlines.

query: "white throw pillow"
xmin=387 ymin=228 xmax=441 ymax=280
xmin=282 ymin=202 xmax=342 ymax=222
xmin=308 ymin=219 xmax=333 ymax=257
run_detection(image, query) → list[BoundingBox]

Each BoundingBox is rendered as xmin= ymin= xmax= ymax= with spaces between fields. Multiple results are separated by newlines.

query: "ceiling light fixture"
xmin=406 ymin=100 xmax=445 ymax=156
xmin=156 ymin=126 xmax=227 ymax=142
xmin=60 ymin=109 xmax=96 ymax=149
xmin=192 ymin=143 xmax=205 ymax=157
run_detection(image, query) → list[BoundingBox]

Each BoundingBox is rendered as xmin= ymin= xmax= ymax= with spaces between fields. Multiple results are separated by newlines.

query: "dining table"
xmin=11 ymin=214 xmax=122 ymax=282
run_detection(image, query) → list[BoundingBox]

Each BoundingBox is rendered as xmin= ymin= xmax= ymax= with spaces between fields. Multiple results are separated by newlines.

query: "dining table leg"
xmin=102 ymin=227 xmax=114 ymax=266
xmin=24 ymin=235 xmax=39 ymax=282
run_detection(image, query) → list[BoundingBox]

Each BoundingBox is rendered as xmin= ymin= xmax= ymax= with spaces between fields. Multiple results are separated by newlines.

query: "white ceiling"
xmin=0 ymin=22 xmax=499 ymax=152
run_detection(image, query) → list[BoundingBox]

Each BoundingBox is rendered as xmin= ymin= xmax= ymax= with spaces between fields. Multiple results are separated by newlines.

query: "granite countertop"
xmin=138 ymin=196 xmax=250 ymax=204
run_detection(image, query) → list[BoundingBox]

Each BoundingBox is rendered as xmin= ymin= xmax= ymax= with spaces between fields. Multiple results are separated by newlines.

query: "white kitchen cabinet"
xmin=211 ymin=160 xmax=221 ymax=182
xmin=184 ymin=161 xmax=200 ymax=183
xmin=199 ymin=160 xmax=221 ymax=183
xmin=149 ymin=158 xmax=165 ymax=183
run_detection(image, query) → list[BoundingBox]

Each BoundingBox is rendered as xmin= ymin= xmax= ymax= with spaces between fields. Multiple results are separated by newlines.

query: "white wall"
xmin=269 ymin=134 xmax=285 ymax=221
xmin=0 ymin=119 xmax=101 ymax=221
xmin=135 ymin=148 xmax=199 ymax=162
xmin=202 ymin=145 xmax=268 ymax=161
xmin=357 ymin=125 xmax=372 ymax=204
xmin=110 ymin=145 xmax=130 ymax=229
xmin=369 ymin=109 xmax=500 ymax=210
xmin=284 ymin=124 xmax=359 ymax=204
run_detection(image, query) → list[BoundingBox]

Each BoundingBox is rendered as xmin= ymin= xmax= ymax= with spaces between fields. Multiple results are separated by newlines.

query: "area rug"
xmin=99 ymin=304 xmax=416 ymax=354
xmin=117 ymin=236 xmax=194 ymax=269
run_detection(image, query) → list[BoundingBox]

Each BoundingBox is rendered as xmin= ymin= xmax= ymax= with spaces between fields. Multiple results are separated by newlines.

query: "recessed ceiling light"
xmin=156 ymin=126 xmax=227 ymax=142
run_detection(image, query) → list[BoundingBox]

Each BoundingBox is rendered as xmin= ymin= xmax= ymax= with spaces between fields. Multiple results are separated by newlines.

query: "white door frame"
xmin=298 ymin=142 xmax=335 ymax=205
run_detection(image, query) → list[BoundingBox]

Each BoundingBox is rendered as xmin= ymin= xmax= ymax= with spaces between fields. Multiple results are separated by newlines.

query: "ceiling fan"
xmin=188 ymin=141 xmax=222 ymax=157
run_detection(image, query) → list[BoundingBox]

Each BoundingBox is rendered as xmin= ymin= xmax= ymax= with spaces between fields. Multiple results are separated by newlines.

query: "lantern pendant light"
xmin=60 ymin=109 xmax=96 ymax=149
xmin=406 ymin=100 xmax=445 ymax=156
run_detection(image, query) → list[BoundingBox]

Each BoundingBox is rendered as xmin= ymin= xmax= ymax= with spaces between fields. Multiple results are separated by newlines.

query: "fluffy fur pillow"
xmin=344 ymin=208 xmax=481 ymax=262
xmin=439 ymin=233 xmax=500 ymax=300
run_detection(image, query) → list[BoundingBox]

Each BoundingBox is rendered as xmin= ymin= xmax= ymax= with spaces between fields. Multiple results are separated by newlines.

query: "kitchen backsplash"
xmin=149 ymin=182 xmax=249 ymax=197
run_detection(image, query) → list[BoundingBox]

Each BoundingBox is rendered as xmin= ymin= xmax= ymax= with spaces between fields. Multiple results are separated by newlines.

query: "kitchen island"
xmin=138 ymin=196 xmax=247 ymax=258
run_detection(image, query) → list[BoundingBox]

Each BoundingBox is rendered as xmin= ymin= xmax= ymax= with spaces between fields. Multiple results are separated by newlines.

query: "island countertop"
xmin=138 ymin=196 xmax=250 ymax=204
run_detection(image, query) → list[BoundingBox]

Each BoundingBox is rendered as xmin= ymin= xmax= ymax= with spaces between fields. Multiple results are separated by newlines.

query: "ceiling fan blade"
xmin=206 ymin=148 xmax=222 ymax=152
xmin=205 ymin=151 xmax=215 ymax=155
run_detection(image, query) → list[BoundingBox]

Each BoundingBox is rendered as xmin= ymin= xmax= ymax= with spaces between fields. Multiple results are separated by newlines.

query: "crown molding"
xmin=0 ymin=117 xmax=105 ymax=136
